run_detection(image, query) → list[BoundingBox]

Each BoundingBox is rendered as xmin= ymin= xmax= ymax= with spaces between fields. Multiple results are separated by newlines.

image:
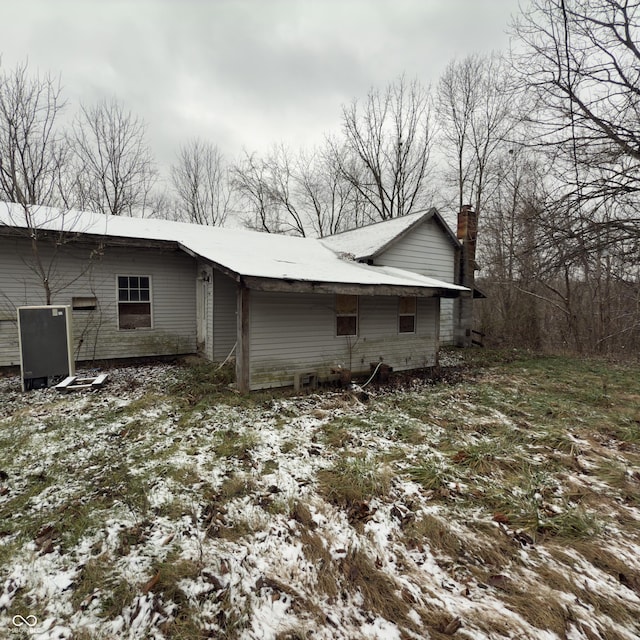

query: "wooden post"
xmin=236 ymin=283 xmax=251 ymax=393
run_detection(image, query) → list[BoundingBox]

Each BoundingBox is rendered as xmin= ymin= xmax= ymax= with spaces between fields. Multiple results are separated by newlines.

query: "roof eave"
xmin=177 ymin=242 xmax=242 ymax=282
xmin=344 ymin=207 xmax=462 ymax=261
xmin=242 ymin=275 xmax=469 ymax=298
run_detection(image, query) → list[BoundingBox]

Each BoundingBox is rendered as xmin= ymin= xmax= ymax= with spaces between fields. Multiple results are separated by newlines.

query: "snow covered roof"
xmin=321 ymin=208 xmax=460 ymax=259
xmin=0 ymin=203 xmax=467 ymax=296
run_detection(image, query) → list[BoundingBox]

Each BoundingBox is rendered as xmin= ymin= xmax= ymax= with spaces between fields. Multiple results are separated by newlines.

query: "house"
xmin=322 ymin=206 xmax=483 ymax=347
xmin=321 ymin=208 xmax=462 ymax=345
xmin=0 ymin=202 xmax=468 ymax=391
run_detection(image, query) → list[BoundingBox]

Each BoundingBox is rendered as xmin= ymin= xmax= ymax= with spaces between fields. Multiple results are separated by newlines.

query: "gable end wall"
xmin=374 ymin=218 xmax=456 ymax=344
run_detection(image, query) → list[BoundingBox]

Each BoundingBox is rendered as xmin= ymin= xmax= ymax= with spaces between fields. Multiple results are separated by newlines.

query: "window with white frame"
xmin=117 ymin=275 xmax=152 ymax=329
xmin=398 ymin=296 xmax=416 ymax=333
xmin=336 ymin=294 xmax=358 ymax=337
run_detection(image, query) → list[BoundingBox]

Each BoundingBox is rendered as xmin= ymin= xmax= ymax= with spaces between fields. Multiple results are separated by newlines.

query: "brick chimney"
xmin=457 ymin=204 xmax=478 ymax=281
xmin=456 ymin=205 xmax=477 ymax=347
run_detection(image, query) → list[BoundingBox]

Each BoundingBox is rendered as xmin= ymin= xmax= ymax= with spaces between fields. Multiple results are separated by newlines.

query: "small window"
xmin=399 ymin=297 xmax=416 ymax=334
xmin=72 ymin=296 xmax=97 ymax=311
xmin=336 ymin=294 xmax=358 ymax=337
xmin=118 ymin=275 xmax=152 ymax=329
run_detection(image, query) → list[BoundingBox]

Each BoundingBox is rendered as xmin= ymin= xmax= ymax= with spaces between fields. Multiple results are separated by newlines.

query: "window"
xmin=336 ymin=294 xmax=358 ymax=336
xmin=399 ymin=296 xmax=416 ymax=334
xmin=118 ymin=275 xmax=152 ymax=329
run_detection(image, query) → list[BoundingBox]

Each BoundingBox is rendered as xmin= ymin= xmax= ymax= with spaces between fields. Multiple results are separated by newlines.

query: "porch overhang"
xmin=241 ymin=275 xmax=469 ymax=299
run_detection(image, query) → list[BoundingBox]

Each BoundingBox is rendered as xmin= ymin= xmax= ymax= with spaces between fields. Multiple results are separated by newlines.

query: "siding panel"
xmin=0 ymin=236 xmax=197 ymax=367
xmin=375 ymin=218 xmax=456 ymax=344
xmin=249 ymin=291 xmax=438 ymax=389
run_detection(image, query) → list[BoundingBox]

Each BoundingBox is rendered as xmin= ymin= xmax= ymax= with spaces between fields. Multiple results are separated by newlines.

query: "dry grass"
xmin=503 ymin=591 xmax=575 ymax=637
xmin=218 ymin=473 xmax=257 ymax=501
xmin=299 ymin=527 xmax=339 ymax=601
xmin=404 ymin=513 xmax=465 ymax=557
xmin=339 ymin=547 xmax=415 ymax=632
xmin=316 ymin=456 xmax=392 ymax=507
xmin=2 ymin=351 xmax=640 ymax=639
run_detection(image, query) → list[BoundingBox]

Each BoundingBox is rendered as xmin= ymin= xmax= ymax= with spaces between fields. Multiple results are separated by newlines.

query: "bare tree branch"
xmin=69 ymin=98 xmax=157 ymax=216
xmin=170 ymin=139 xmax=231 ymax=226
xmin=336 ymin=75 xmax=434 ymax=221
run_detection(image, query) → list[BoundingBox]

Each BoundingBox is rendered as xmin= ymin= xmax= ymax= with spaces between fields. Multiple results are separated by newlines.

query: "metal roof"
xmin=0 ymin=203 xmax=468 ymax=297
xmin=320 ymin=207 xmax=460 ymax=259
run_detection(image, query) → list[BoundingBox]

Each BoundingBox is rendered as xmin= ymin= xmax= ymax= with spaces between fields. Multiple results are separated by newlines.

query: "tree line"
xmin=1 ymin=0 xmax=639 ymax=355
xmin=0 ymin=61 xmax=500 ymax=235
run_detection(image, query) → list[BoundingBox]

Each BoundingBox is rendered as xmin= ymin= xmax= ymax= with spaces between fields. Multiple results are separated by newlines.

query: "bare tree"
xmin=170 ymin=139 xmax=231 ymax=226
xmin=231 ymin=141 xmax=363 ymax=237
xmin=477 ymin=147 xmax=549 ymax=348
xmin=296 ymin=143 xmax=359 ymax=237
xmin=231 ymin=143 xmax=359 ymax=237
xmin=231 ymin=149 xmax=289 ymax=234
xmin=512 ymin=0 xmax=640 ymax=254
xmin=70 ymin=98 xmax=156 ymax=216
xmin=436 ymin=52 xmax=518 ymax=219
xmin=501 ymin=0 xmax=640 ymax=353
xmin=335 ymin=75 xmax=434 ymax=221
xmin=476 ymin=142 xmax=640 ymax=354
xmin=0 ymin=60 xmax=81 ymax=305
xmin=0 ymin=60 xmax=68 ymax=207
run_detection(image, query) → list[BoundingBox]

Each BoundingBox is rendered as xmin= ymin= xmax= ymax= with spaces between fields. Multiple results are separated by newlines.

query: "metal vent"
xmin=17 ymin=306 xmax=75 ymax=391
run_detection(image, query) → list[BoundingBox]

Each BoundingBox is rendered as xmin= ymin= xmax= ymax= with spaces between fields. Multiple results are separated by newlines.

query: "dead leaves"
xmin=347 ymin=500 xmax=376 ymax=526
xmin=142 ymin=571 xmax=161 ymax=594
xmin=34 ymin=524 xmax=58 ymax=554
xmin=439 ymin=616 xmax=463 ymax=635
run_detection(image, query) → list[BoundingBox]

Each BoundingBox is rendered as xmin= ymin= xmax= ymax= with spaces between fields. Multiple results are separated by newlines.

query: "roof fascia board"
xmin=242 ymin=275 xmax=469 ymax=299
xmin=330 ymin=207 xmax=461 ymax=261
xmin=0 ymin=225 xmax=181 ymax=251
xmin=431 ymin=208 xmax=462 ymax=249
xmin=0 ymin=224 xmax=243 ymax=283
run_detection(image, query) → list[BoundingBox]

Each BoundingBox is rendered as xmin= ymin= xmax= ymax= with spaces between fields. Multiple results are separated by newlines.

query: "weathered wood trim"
xmin=0 ymin=225 xmax=183 ymax=251
xmin=242 ymin=275 xmax=465 ymax=299
xmin=177 ymin=244 xmax=241 ymax=283
xmin=236 ymin=282 xmax=251 ymax=393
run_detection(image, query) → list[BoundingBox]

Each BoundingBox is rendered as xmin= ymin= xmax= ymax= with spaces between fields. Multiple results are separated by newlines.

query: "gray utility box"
xmin=18 ymin=305 xmax=75 ymax=391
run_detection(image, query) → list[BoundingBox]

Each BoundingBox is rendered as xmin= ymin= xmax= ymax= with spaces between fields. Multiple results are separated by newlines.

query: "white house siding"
xmin=0 ymin=237 xmax=197 ymax=367
xmin=213 ymin=270 xmax=237 ymax=361
xmin=249 ymin=291 xmax=439 ymax=390
xmin=374 ymin=218 xmax=456 ymax=345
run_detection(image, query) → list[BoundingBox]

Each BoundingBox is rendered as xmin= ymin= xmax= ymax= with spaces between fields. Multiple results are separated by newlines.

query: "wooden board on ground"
xmin=55 ymin=374 xmax=108 ymax=393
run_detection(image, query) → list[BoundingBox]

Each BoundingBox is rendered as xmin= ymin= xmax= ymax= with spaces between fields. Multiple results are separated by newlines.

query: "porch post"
xmin=236 ymin=282 xmax=251 ymax=393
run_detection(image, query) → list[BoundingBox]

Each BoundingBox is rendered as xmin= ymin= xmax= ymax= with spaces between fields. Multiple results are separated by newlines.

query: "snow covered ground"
xmin=0 ymin=354 xmax=639 ymax=639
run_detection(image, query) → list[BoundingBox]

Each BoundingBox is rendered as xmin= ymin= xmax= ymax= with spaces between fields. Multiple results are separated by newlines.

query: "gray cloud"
xmin=0 ymin=0 xmax=519 ymax=173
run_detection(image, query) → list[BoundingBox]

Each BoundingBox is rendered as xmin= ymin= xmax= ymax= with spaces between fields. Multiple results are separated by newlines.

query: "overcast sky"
xmin=0 ymin=0 xmax=521 ymax=175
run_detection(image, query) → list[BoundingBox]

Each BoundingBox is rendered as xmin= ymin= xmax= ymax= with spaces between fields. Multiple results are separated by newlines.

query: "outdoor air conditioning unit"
xmin=17 ymin=305 xmax=75 ymax=391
